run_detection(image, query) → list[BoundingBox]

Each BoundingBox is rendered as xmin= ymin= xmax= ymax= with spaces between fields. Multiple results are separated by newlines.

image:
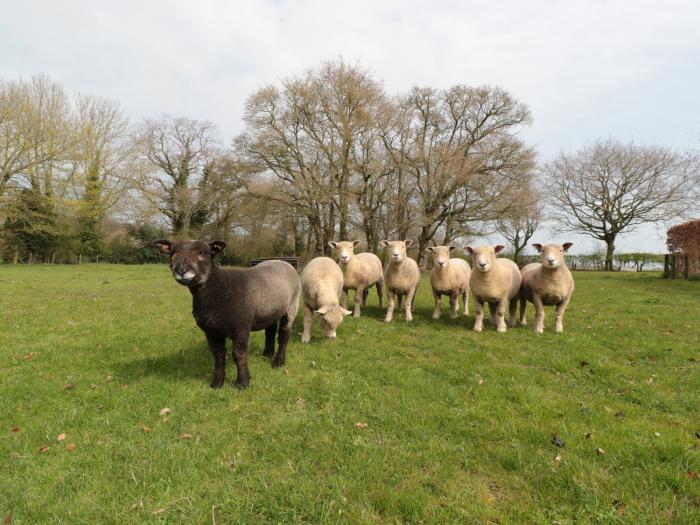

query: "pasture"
xmin=1 ymin=264 xmax=699 ymax=524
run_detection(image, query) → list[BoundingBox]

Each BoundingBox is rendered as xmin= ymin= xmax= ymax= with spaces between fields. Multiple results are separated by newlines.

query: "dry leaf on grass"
xmin=38 ymin=446 xmax=49 ymax=453
xmin=10 ymin=427 xmax=20 ymax=433
xmin=554 ymin=454 xmax=562 ymax=464
xmin=23 ymin=353 xmax=33 ymax=361
xmin=596 ymin=448 xmax=605 ymax=455
xmin=64 ymin=383 xmax=75 ymax=390
xmin=66 ymin=443 xmax=77 ymax=452
xmin=3 ymin=512 xmax=12 ymax=524
xmin=57 ymin=433 xmax=66 ymax=441
xmin=180 ymin=433 xmax=192 ymax=440
xmin=152 ymin=508 xmax=166 ymax=515
xmin=159 ymin=408 xmax=171 ymax=417
xmin=355 ymin=422 xmax=368 ymax=429
xmin=140 ymin=425 xmax=152 ymax=433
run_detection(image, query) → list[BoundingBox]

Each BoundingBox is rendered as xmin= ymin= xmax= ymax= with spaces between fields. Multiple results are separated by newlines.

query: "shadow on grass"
xmin=115 ymin=339 xmax=282 ymax=384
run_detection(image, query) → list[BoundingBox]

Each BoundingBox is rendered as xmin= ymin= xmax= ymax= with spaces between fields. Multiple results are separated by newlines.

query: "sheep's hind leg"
xmin=449 ymin=292 xmax=459 ymax=319
xmin=273 ymin=314 xmax=291 ymax=368
xmin=463 ymin=290 xmax=469 ymax=315
xmin=519 ymin=296 xmax=527 ymax=326
xmin=232 ymin=332 xmax=251 ymax=389
xmin=206 ymin=334 xmax=227 ymax=389
xmin=264 ymin=322 xmax=278 ymax=356
xmin=533 ymin=294 xmax=545 ymax=334
xmin=508 ymin=297 xmax=518 ymax=327
xmin=353 ymin=286 xmax=364 ymax=318
xmin=488 ymin=302 xmax=497 ymax=327
xmin=362 ymin=287 xmax=369 ymax=307
xmin=376 ymin=278 xmax=384 ymax=308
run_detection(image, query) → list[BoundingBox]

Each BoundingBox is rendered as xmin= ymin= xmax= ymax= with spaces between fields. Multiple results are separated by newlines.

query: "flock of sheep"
xmin=154 ymin=238 xmax=575 ymax=389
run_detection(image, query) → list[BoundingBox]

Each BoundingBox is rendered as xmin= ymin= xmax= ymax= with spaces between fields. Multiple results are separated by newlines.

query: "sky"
xmin=1 ymin=0 xmax=698 ymax=253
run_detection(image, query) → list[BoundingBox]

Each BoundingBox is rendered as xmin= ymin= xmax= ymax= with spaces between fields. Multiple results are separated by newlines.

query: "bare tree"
xmin=135 ymin=116 xmax=220 ymax=236
xmin=494 ymin=182 xmax=543 ymax=265
xmin=545 ymin=140 xmax=696 ymax=270
xmin=392 ymin=85 xmax=534 ymax=268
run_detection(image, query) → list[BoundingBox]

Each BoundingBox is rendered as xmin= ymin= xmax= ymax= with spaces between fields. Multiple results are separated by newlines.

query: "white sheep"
xmin=465 ymin=245 xmax=521 ymax=332
xmin=301 ymin=256 xmax=352 ymax=343
xmin=519 ymin=242 xmax=575 ymax=334
xmin=381 ymin=239 xmax=421 ymax=323
xmin=328 ymin=240 xmax=384 ymax=318
xmin=427 ymin=245 xmax=471 ymax=319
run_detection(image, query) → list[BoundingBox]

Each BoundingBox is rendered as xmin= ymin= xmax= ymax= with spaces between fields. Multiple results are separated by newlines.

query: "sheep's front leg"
xmin=353 ymin=285 xmax=365 ymax=318
xmin=301 ymin=304 xmax=313 ymax=344
xmin=519 ymin=296 xmax=528 ymax=326
xmin=432 ymin=291 xmax=442 ymax=319
xmin=495 ymin=298 xmax=508 ymax=333
xmin=206 ymin=334 xmax=227 ymax=389
xmin=554 ymin=295 xmax=571 ymax=334
xmin=405 ymin=288 xmax=416 ymax=321
xmin=508 ymin=297 xmax=518 ymax=327
xmin=488 ymin=302 xmax=497 ymax=327
xmin=449 ymin=292 xmax=459 ymax=319
xmin=473 ymin=296 xmax=484 ymax=332
xmin=361 ymin=287 xmax=369 ymax=307
xmin=232 ymin=332 xmax=251 ymax=389
xmin=376 ymin=278 xmax=384 ymax=308
xmin=384 ymin=288 xmax=395 ymax=323
xmin=463 ymin=290 xmax=469 ymax=315
xmin=533 ymin=294 xmax=545 ymax=334
xmin=340 ymin=288 xmax=349 ymax=309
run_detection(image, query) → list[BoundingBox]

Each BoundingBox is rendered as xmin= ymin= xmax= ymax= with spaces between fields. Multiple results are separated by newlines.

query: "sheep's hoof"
xmin=272 ymin=356 xmax=285 ymax=368
xmin=301 ymin=335 xmax=311 ymax=344
xmin=384 ymin=318 xmax=392 ymax=324
xmin=210 ymin=377 xmax=225 ymax=389
xmin=432 ymin=313 xmax=440 ymax=320
xmin=535 ymin=328 xmax=544 ymax=335
xmin=497 ymin=326 xmax=507 ymax=333
xmin=353 ymin=312 xmax=361 ymax=319
xmin=473 ymin=326 xmax=483 ymax=332
xmin=450 ymin=313 xmax=458 ymax=319
xmin=263 ymin=349 xmax=275 ymax=358
xmin=235 ymin=381 xmax=249 ymax=390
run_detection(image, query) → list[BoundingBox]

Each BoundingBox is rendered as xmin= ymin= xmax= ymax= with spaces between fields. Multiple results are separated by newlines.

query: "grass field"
xmin=1 ymin=264 xmax=699 ymax=524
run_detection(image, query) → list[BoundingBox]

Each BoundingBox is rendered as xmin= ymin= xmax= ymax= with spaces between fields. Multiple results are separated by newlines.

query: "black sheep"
xmin=154 ymin=239 xmax=301 ymax=389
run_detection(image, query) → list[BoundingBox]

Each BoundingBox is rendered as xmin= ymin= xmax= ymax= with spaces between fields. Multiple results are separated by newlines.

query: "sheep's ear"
xmin=405 ymin=239 xmax=413 ymax=247
xmin=380 ymin=240 xmax=389 ymax=247
xmin=532 ymin=243 xmax=543 ymax=253
xmin=315 ymin=305 xmax=330 ymax=315
xmin=328 ymin=241 xmax=338 ymax=249
xmin=341 ymin=308 xmax=352 ymax=316
xmin=464 ymin=246 xmax=474 ymax=254
xmin=562 ymin=242 xmax=573 ymax=252
xmin=352 ymin=240 xmax=361 ymax=248
xmin=209 ymin=240 xmax=227 ymax=257
xmin=494 ymin=245 xmax=505 ymax=253
xmin=448 ymin=245 xmax=456 ymax=252
xmin=153 ymin=239 xmax=173 ymax=254
xmin=427 ymin=247 xmax=434 ymax=253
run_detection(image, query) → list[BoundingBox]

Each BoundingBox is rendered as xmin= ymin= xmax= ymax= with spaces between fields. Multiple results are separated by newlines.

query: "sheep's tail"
xmin=285 ymin=280 xmax=301 ymax=329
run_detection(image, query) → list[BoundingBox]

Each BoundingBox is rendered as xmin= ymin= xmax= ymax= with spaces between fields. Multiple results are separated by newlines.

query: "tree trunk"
xmin=417 ymin=227 xmax=431 ymax=271
xmin=605 ymin=238 xmax=615 ymax=271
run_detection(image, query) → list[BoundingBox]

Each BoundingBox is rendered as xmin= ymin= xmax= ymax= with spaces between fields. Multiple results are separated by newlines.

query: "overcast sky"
xmin=2 ymin=0 xmax=698 ymax=253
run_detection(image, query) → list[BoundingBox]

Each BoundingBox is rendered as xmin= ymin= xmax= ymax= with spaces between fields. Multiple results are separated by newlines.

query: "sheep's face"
xmin=316 ymin=304 xmax=352 ymax=337
xmin=381 ymin=239 xmax=413 ymax=264
xmin=329 ymin=240 xmax=360 ymax=265
xmin=428 ymin=245 xmax=455 ymax=270
xmin=533 ymin=242 xmax=573 ymax=269
xmin=153 ymin=239 xmax=226 ymax=287
xmin=465 ymin=245 xmax=504 ymax=273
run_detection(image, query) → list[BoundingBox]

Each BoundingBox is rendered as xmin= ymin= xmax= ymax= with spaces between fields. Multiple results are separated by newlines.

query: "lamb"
xmin=381 ymin=239 xmax=421 ymax=323
xmin=464 ymin=245 xmax=521 ymax=332
xmin=300 ymin=256 xmax=352 ymax=343
xmin=153 ymin=239 xmax=301 ymax=389
xmin=428 ymin=245 xmax=471 ymax=319
xmin=328 ymin=240 xmax=384 ymax=318
xmin=518 ymin=242 xmax=575 ymax=334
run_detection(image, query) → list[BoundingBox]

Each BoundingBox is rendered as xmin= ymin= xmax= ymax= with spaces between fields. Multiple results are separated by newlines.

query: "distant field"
xmin=1 ymin=264 xmax=699 ymax=524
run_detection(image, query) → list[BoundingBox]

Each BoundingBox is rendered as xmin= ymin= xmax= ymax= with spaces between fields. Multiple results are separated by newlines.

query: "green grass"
xmin=1 ymin=264 xmax=699 ymax=524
